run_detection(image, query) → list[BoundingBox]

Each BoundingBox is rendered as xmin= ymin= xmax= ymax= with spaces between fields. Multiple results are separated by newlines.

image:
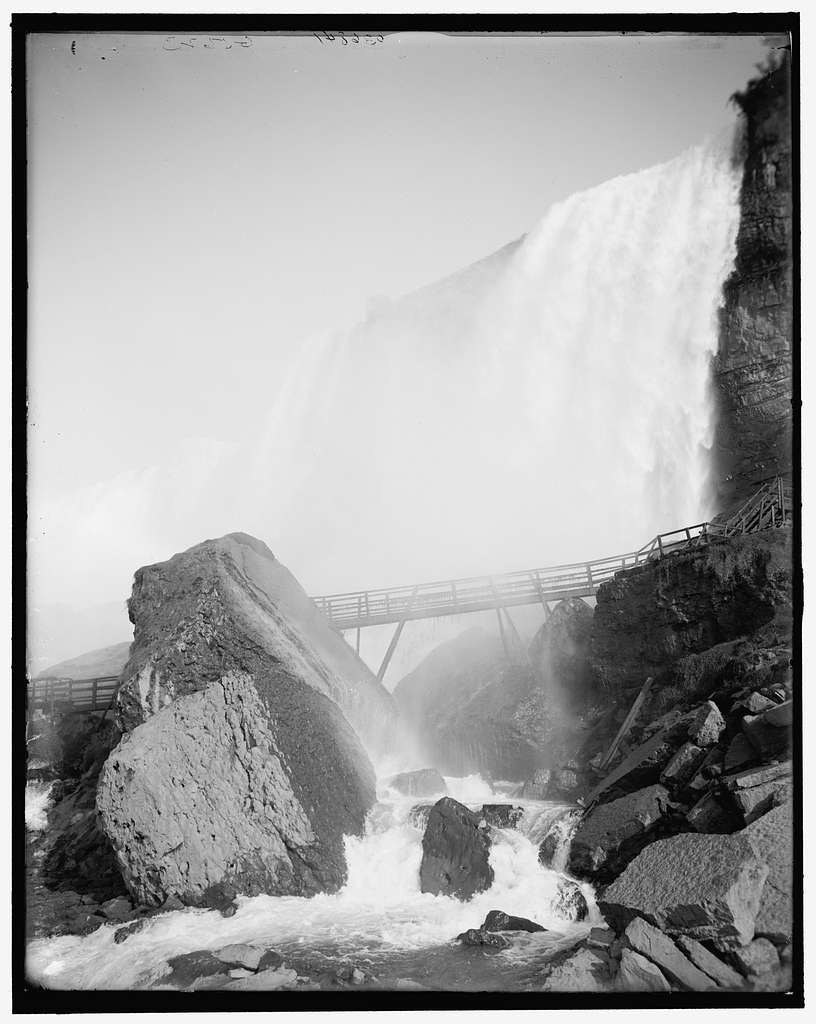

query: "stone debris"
xmin=616 ymin=948 xmax=671 ymax=992
xmin=622 ymin=917 xmax=716 ymax=990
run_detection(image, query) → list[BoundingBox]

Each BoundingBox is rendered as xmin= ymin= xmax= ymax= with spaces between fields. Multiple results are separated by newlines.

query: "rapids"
xmin=26 ymin=775 xmax=597 ymax=991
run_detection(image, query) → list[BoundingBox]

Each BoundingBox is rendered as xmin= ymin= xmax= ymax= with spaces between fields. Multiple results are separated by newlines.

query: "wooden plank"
xmin=596 ymin=676 xmax=654 ymax=774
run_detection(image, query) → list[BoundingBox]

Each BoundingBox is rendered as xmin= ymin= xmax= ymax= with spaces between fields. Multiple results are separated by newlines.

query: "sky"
xmin=26 ymin=29 xmax=778 ymax=670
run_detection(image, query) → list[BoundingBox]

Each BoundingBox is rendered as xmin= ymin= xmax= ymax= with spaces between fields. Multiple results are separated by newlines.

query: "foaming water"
xmin=25 ymin=782 xmax=54 ymax=833
xmin=27 ymin=776 xmax=595 ymax=990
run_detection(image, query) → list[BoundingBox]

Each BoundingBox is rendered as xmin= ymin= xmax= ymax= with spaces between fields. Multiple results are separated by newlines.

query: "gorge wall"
xmin=713 ymin=52 xmax=793 ymax=509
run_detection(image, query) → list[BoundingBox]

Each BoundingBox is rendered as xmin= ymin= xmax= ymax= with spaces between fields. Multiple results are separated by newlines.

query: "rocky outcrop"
xmin=568 ymin=784 xmax=676 ymax=883
xmin=394 ymin=598 xmax=592 ymax=780
xmin=590 ymin=530 xmax=792 ymax=700
xmin=598 ymin=832 xmax=768 ymax=947
xmin=98 ymin=671 xmax=374 ymax=905
xmin=419 ymin=797 xmax=493 ymax=900
xmin=713 ymin=53 xmax=793 ymax=508
xmin=115 ymin=533 xmax=398 ymax=755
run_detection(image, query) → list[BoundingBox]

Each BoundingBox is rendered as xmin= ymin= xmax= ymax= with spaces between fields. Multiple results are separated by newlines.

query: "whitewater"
xmin=27 ymin=775 xmax=597 ymax=991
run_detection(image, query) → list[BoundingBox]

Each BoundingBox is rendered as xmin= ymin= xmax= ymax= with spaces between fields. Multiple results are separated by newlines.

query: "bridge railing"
xmin=28 ymin=675 xmax=120 ymax=715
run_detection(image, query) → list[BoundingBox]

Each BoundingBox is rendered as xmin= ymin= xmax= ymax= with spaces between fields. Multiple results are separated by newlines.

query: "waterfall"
xmin=255 ymin=128 xmax=742 ymax=605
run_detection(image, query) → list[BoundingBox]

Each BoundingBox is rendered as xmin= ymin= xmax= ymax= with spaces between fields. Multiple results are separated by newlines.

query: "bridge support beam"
xmin=375 ymin=585 xmax=419 ymax=685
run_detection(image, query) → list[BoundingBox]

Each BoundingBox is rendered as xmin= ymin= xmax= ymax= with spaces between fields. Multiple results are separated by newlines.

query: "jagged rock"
xmin=521 ymin=768 xmax=551 ymax=800
xmin=113 ymin=918 xmax=149 ymax=944
xmin=568 ymin=784 xmax=673 ymax=881
xmin=741 ymin=801 xmax=792 ymax=943
xmin=688 ymin=746 xmax=726 ymax=792
xmin=622 ymin=917 xmax=716 ymax=990
xmin=419 ymin=797 xmax=493 ymax=900
xmin=742 ymin=701 xmax=792 ymax=759
xmin=588 ymin=728 xmax=679 ymax=804
xmin=480 ymin=805 xmax=524 ymax=829
xmin=482 ymin=910 xmax=545 ymax=933
xmin=215 ymin=944 xmax=265 ymax=971
xmin=686 ymin=791 xmax=743 ymax=834
xmin=454 ymin=928 xmax=509 ymax=949
xmin=674 ymin=935 xmax=744 ymax=989
xmin=687 ymin=701 xmax=726 ymax=747
xmin=724 ymin=733 xmax=756 ymax=773
xmin=731 ymin=692 xmax=776 ymax=716
xmin=615 ymin=948 xmax=671 ymax=992
xmin=387 ymin=769 xmax=447 ymax=798
xmin=98 ymin=897 xmax=134 ymax=922
xmin=115 ymin=533 xmax=397 ymax=752
xmin=222 ymin=966 xmax=298 ymax=991
xmin=587 ymin=927 xmax=616 ymax=951
xmin=599 ymin=832 xmax=768 ymax=947
xmin=730 ymin=776 xmax=792 ymax=825
xmin=723 ymin=760 xmax=792 ymax=791
xmin=161 ymin=895 xmax=186 ymax=912
xmin=728 ymin=937 xmax=780 ymax=978
xmin=543 ymin=946 xmax=609 ymax=992
xmin=98 ymin=671 xmax=375 ymax=906
xmin=660 ymin=743 xmax=707 ymax=789
xmin=554 ymin=879 xmax=589 ymax=922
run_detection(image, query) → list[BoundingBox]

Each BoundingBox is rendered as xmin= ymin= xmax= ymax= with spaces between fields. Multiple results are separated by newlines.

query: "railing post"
xmin=585 ymin=564 xmax=594 ymax=594
xmin=92 ymin=677 xmax=98 ymax=710
xmin=657 ymin=535 xmax=664 ymax=558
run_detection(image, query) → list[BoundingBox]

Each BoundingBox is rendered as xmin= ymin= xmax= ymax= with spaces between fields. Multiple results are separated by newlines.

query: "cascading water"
xmin=27 ymin=776 xmax=596 ymax=991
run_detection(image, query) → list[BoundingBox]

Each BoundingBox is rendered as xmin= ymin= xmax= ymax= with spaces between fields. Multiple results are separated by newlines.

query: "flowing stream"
xmin=26 ymin=775 xmax=596 ymax=991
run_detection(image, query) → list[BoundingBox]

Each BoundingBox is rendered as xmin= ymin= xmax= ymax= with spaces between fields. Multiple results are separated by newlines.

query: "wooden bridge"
xmin=312 ymin=477 xmax=793 ymax=680
xmin=29 ymin=477 xmax=792 ymax=702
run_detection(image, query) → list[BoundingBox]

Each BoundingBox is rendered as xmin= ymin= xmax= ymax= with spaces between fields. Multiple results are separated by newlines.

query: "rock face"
xmin=97 ymin=534 xmax=391 ymax=906
xmin=599 ymin=832 xmax=768 ymax=947
xmin=393 ymin=598 xmax=592 ymax=780
xmin=713 ymin=53 xmax=793 ymax=507
xmin=98 ymin=672 xmax=375 ymax=905
xmin=568 ymin=784 xmax=675 ymax=883
xmin=590 ymin=531 xmax=792 ymax=700
xmin=741 ymin=801 xmax=792 ymax=943
xmin=419 ymin=797 xmax=493 ymax=900
xmin=116 ymin=533 xmax=398 ymax=754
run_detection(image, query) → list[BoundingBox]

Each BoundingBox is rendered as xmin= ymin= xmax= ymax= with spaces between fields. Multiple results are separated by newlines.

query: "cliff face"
xmin=713 ymin=55 xmax=793 ymax=508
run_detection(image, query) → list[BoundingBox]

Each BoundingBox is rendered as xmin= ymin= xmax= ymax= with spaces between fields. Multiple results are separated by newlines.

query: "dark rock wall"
xmin=713 ymin=54 xmax=793 ymax=509
xmin=590 ymin=530 xmax=792 ymax=702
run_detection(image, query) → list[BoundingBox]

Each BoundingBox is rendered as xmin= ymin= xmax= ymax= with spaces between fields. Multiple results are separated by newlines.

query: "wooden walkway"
xmin=29 ymin=477 xmax=792 ymax=702
xmin=312 ymin=477 xmax=793 ymax=633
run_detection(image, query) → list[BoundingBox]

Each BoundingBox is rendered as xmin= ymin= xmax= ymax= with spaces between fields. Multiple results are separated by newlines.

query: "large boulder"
xmin=568 ymin=784 xmax=674 ymax=882
xmin=741 ymin=801 xmax=793 ymax=943
xmin=98 ymin=671 xmax=375 ymax=905
xmin=419 ymin=797 xmax=493 ymax=900
xmin=98 ymin=534 xmax=395 ymax=906
xmin=115 ymin=533 xmax=398 ymax=755
xmin=598 ymin=832 xmax=768 ymax=947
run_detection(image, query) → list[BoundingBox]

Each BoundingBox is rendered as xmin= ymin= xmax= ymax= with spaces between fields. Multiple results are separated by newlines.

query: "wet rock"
xmin=543 ymin=946 xmax=609 ymax=992
xmin=480 ymin=804 xmax=524 ymax=829
xmin=686 ymin=791 xmax=743 ymax=834
xmin=727 ymin=937 xmax=780 ymax=978
xmin=741 ymin=801 xmax=792 ymax=943
xmin=98 ymin=896 xmax=134 ymax=923
xmin=455 ymin=928 xmax=510 ymax=949
xmin=599 ymin=832 xmax=768 ymax=947
xmin=388 ymin=768 xmax=447 ymax=798
xmin=554 ymin=879 xmax=589 ymax=922
xmin=99 ymin=671 xmax=374 ymax=907
xmin=660 ymin=743 xmax=707 ymax=789
xmin=161 ymin=895 xmax=186 ymax=912
xmin=622 ymin=917 xmax=716 ymax=990
xmin=419 ymin=797 xmax=493 ymax=900
xmin=741 ymin=701 xmax=792 ymax=759
xmin=222 ymin=966 xmax=298 ymax=990
xmin=482 ymin=909 xmax=545 ymax=933
xmin=568 ymin=784 xmax=673 ymax=881
xmin=674 ymin=935 xmax=745 ymax=989
xmin=521 ymin=768 xmax=551 ymax=800
xmin=113 ymin=918 xmax=149 ymax=944
xmin=214 ymin=944 xmax=265 ymax=971
xmin=724 ymin=733 xmax=756 ymax=773
xmin=164 ymin=950 xmax=232 ymax=989
xmin=615 ymin=948 xmax=671 ymax=992
xmin=687 ymin=701 xmax=726 ymax=747
xmin=64 ymin=909 xmax=107 ymax=936
xmin=587 ymin=927 xmax=616 ymax=951
xmin=408 ymin=804 xmax=432 ymax=830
